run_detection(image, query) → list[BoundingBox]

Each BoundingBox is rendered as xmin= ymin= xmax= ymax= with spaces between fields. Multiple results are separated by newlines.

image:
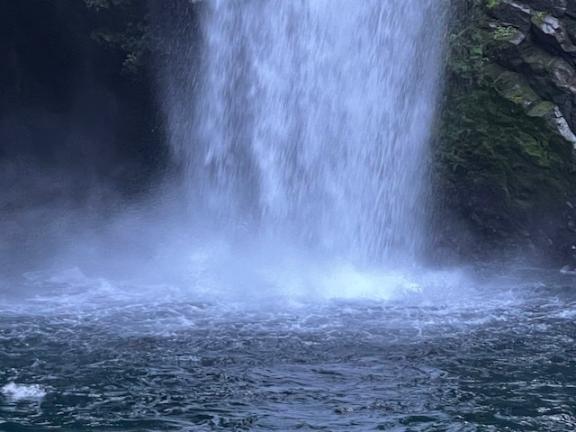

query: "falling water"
xmin=158 ymin=0 xmax=448 ymax=267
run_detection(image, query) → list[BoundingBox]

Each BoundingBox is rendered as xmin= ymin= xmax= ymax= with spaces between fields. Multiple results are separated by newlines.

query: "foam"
xmin=1 ymin=383 xmax=47 ymax=401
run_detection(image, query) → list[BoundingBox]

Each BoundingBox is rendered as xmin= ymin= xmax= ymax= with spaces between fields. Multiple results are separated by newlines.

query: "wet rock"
xmin=563 ymin=17 xmax=576 ymax=43
xmin=516 ymin=45 xmax=576 ymax=124
xmin=488 ymin=25 xmax=529 ymax=69
xmin=546 ymin=106 xmax=576 ymax=145
xmin=487 ymin=0 xmax=533 ymax=32
xmin=531 ymin=13 xmax=576 ymax=56
xmin=568 ymin=1 xmax=576 ymax=18
xmin=522 ymin=0 xmax=567 ymax=17
xmin=527 ymin=102 xmax=576 ymax=146
xmin=492 ymin=69 xmax=541 ymax=109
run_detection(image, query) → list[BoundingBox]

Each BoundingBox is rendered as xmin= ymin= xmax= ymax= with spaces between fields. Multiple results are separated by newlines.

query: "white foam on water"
xmin=1 ymin=383 xmax=46 ymax=401
xmin=11 ymin=256 xmax=474 ymax=313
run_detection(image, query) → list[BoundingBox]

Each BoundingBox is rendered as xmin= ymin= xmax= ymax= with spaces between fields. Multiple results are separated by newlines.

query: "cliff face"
xmin=0 ymin=0 xmax=165 ymax=274
xmin=437 ymin=0 xmax=576 ymax=267
xmin=0 ymin=0 xmax=163 ymax=207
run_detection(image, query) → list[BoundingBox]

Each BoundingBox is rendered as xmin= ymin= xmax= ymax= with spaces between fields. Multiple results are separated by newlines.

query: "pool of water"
xmin=1 ymin=268 xmax=575 ymax=431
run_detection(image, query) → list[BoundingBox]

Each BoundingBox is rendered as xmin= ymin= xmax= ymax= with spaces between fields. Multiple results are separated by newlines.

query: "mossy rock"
xmin=526 ymin=100 xmax=557 ymax=116
xmin=437 ymin=0 xmax=576 ymax=262
xmin=492 ymin=70 xmax=541 ymax=108
xmin=437 ymin=78 xmax=574 ymax=258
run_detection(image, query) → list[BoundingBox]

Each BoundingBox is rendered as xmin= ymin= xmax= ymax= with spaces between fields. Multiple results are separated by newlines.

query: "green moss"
xmin=492 ymin=25 xmax=520 ymax=42
xmin=532 ymin=11 xmax=548 ymax=26
xmin=439 ymin=85 xmax=572 ymax=239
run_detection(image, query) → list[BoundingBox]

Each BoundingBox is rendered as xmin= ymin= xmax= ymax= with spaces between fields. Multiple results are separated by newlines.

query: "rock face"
xmin=437 ymin=0 xmax=576 ymax=266
xmin=0 ymin=0 xmax=165 ymax=276
xmin=0 ymin=0 xmax=162 ymax=199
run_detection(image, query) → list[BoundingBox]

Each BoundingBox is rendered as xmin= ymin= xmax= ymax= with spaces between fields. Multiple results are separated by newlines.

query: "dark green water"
xmin=1 ymin=270 xmax=575 ymax=431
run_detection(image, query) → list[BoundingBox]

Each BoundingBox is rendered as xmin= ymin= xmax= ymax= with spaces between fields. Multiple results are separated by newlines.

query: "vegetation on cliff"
xmin=437 ymin=0 xmax=576 ymax=265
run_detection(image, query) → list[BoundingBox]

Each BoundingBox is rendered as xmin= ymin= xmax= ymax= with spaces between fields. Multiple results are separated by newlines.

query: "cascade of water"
xmin=157 ymin=0 xmax=448 ymax=266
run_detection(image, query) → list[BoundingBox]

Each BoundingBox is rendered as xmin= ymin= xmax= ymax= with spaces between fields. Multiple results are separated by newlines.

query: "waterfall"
xmin=157 ymin=0 xmax=448 ymax=268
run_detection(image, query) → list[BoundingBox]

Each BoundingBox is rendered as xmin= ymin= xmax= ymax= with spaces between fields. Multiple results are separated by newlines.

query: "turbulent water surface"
xmin=1 ymin=269 xmax=576 ymax=431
